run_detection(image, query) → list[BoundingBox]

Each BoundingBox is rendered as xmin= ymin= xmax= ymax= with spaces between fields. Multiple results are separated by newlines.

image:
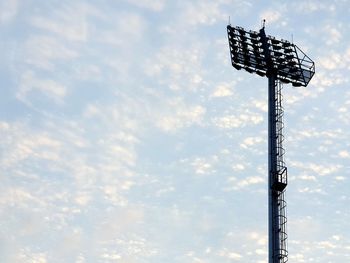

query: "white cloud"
xmin=74 ymin=192 xmax=92 ymax=206
xmin=318 ymin=52 xmax=345 ymax=70
xmin=293 ymin=1 xmax=336 ymax=14
xmin=0 ymin=113 xmax=140 ymax=215
xmin=219 ymin=249 xmax=243 ymax=260
xmin=299 ymin=175 xmax=317 ymax=181
xmin=232 ymin=164 xmax=245 ymax=171
xmin=227 ymin=252 xmax=243 ymax=260
xmin=156 ymin=98 xmax=206 ymax=132
xmin=0 ymin=0 xmax=18 ymax=24
xmin=237 ymin=176 xmax=264 ymax=188
xmin=211 ymin=83 xmax=234 ymax=97
xmin=144 ymin=44 xmax=204 ymax=89
xmin=249 ymin=232 xmax=267 ymax=246
xmin=224 ymin=176 xmax=265 ymax=191
xmin=97 ymin=12 xmax=147 ymax=46
xmin=255 ymin=249 xmax=266 ymax=255
xmin=181 ymin=1 xmax=227 ymax=26
xmin=29 ymin=2 xmax=100 ymax=42
xmin=101 ymin=253 xmax=121 ymax=260
xmin=0 ymin=122 xmax=63 ymax=169
xmin=240 ymin=136 xmax=264 ymax=149
xmin=297 ymin=187 xmax=324 ymax=194
xmin=260 ymin=9 xmax=281 ymax=24
xmin=335 ymin=176 xmax=346 ymax=181
xmin=17 ymin=71 xmax=67 ymax=104
xmin=73 ymin=64 xmax=101 ymax=81
xmin=213 ymin=113 xmax=263 ymax=129
xmin=317 ymin=241 xmax=337 ymax=249
xmin=324 ymin=25 xmax=342 ymax=45
xmin=308 ymin=163 xmax=341 ymax=176
xmin=24 ymin=36 xmax=78 ymax=70
xmin=332 ymin=235 xmax=341 ymax=241
xmin=191 ymin=156 xmax=218 ymax=175
xmin=289 ymin=128 xmax=344 ymax=141
xmin=291 ymin=161 xmax=342 ymax=177
xmin=124 ymin=0 xmax=165 ymax=11
xmin=252 ymin=99 xmax=268 ymax=112
xmin=109 ymin=145 xmax=136 ymax=167
xmin=338 ymin=150 xmax=350 ymax=158
xmin=289 ymin=253 xmax=305 ymax=262
xmin=0 ymin=187 xmax=46 ymax=207
xmin=16 ymin=250 xmax=48 ymax=263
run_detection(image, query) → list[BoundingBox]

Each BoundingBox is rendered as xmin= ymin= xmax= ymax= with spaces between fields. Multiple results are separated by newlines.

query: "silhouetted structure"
xmin=227 ymin=22 xmax=315 ymax=263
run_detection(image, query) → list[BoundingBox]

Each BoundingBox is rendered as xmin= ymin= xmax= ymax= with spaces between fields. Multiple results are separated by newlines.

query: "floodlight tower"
xmin=227 ymin=22 xmax=315 ymax=263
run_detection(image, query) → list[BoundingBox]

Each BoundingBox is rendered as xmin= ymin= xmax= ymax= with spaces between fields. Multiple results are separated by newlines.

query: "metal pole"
xmin=227 ymin=23 xmax=314 ymax=263
xmin=268 ymin=75 xmax=279 ymax=263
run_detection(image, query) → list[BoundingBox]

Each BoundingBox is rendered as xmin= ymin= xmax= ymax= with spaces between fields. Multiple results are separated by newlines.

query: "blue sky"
xmin=0 ymin=0 xmax=349 ymax=262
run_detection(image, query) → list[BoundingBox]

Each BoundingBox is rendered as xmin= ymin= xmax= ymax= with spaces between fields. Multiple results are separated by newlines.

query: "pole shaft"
xmin=268 ymin=75 xmax=280 ymax=263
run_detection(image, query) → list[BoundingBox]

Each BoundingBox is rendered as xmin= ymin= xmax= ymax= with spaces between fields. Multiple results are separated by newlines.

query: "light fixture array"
xmin=227 ymin=25 xmax=315 ymax=87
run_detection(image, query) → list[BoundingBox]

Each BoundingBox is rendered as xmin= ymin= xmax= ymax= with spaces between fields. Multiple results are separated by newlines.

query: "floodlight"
xmin=227 ymin=25 xmax=315 ymax=87
xmin=256 ymin=71 xmax=266 ymax=77
xmin=227 ymin=23 xmax=315 ymax=263
xmin=232 ymin=64 xmax=241 ymax=70
xmin=271 ymin=38 xmax=279 ymax=45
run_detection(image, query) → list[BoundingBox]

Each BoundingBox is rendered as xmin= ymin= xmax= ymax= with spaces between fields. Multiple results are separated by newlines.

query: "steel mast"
xmin=227 ymin=23 xmax=315 ymax=263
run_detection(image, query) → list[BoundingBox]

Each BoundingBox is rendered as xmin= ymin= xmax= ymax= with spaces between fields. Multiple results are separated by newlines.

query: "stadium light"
xmin=227 ymin=22 xmax=315 ymax=263
xmin=227 ymin=25 xmax=315 ymax=87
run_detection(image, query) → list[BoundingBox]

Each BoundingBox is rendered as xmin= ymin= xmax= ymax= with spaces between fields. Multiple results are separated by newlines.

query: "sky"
xmin=0 ymin=0 xmax=349 ymax=262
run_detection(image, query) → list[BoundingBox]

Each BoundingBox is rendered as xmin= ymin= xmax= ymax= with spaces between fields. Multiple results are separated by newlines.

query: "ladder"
xmin=272 ymin=80 xmax=288 ymax=262
xmin=272 ymin=81 xmax=288 ymax=192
